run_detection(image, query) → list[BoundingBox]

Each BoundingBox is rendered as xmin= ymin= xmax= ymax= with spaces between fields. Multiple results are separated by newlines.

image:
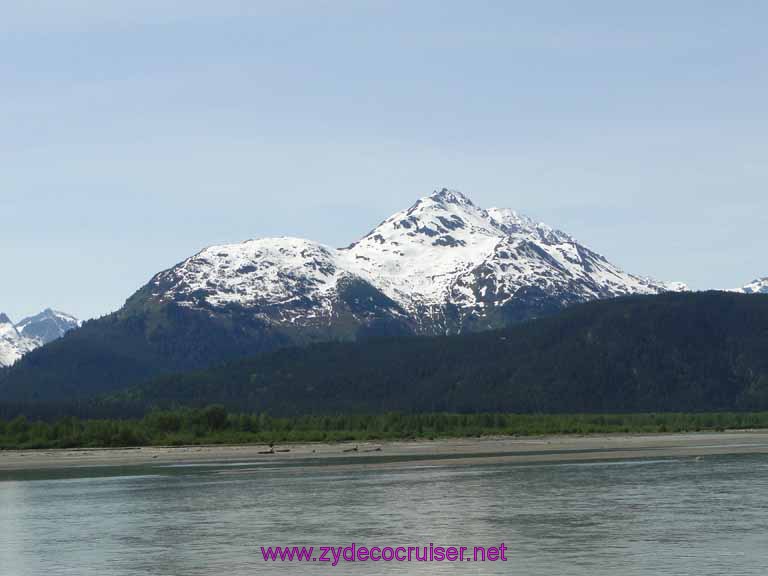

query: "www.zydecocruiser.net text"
xmin=260 ymin=543 xmax=509 ymax=566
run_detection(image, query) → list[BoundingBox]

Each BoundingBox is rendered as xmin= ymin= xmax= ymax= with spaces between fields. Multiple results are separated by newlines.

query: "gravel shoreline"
xmin=2 ymin=430 xmax=768 ymax=473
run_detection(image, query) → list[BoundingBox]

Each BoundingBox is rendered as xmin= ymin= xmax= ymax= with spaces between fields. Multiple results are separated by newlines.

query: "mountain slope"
xmin=0 ymin=188 xmax=682 ymax=398
xmin=107 ymin=292 xmax=768 ymax=415
xmin=0 ymin=269 xmax=410 ymax=401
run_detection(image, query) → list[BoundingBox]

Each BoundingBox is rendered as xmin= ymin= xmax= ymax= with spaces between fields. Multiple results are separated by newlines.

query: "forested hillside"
xmin=101 ymin=292 xmax=768 ymax=416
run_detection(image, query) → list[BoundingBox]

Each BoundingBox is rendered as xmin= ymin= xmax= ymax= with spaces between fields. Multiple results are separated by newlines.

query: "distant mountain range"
xmin=0 ymin=189 xmax=691 ymax=399
xmin=0 ymin=309 xmax=79 ymax=368
xmin=1 ymin=189 xmax=764 ymax=405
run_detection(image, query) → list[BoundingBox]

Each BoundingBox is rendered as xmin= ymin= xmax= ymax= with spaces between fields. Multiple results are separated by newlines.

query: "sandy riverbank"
xmin=2 ymin=430 xmax=768 ymax=473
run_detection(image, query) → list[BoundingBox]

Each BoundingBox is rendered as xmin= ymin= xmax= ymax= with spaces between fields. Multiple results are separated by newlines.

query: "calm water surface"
xmin=1 ymin=454 xmax=767 ymax=575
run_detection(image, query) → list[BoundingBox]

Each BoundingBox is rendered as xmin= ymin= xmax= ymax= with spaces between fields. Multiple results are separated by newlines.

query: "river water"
xmin=1 ymin=453 xmax=767 ymax=575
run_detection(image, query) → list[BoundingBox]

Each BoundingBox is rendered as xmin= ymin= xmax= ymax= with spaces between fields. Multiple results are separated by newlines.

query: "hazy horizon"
xmin=2 ymin=1 xmax=766 ymax=321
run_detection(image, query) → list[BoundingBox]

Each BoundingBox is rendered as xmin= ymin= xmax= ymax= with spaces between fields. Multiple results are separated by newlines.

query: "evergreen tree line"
xmin=2 ymin=408 xmax=768 ymax=449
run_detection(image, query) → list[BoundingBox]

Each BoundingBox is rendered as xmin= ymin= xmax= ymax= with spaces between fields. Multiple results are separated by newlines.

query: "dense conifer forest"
xmin=2 ymin=292 xmax=768 ymax=422
xmin=108 ymin=292 xmax=768 ymax=415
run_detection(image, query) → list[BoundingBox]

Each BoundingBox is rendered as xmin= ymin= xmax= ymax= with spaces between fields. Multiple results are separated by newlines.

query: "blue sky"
xmin=2 ymin=1 xmax=766 ymax=321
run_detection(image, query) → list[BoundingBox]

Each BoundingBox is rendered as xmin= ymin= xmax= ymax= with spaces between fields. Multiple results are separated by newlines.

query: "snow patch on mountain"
xmin=148 ymin=237 xmax=385 ymax=327
xmin=660 ymin=281 xmax=689 ymax=292
xmin=734 ymin=277 xmax=768 ymax=295
xmin=0 ymin=314 xmax=38 ymax=368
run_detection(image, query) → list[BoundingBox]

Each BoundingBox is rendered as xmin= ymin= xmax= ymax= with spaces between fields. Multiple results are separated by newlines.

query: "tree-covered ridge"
xmin=103 ymin=292 xmax=768 ymax=415
xmin=3 ymin=291 xmax=768 ymax=417
xmin=0 ymin=281 xmax=415 ymax=402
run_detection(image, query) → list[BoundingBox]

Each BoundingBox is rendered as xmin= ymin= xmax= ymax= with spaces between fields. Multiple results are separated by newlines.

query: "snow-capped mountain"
xmin=342 ymin=189 xmax=683 ymax=331
xmin=0 ymin=189 xmax=687 ymax=401
xmin=146 ymin=237 xmax=408 ymax=335
xmin=16 ymin=308 xmax=80 ymax=345
xmin=0 ymin=309 xmax=80 ymax=368
xmin=145 ymin=189 xmax=682 ymax=335
xmin=734 ymin=277 xmax=768 ymax=295
xmin=0 ymin=314 xmax=38 ymax=368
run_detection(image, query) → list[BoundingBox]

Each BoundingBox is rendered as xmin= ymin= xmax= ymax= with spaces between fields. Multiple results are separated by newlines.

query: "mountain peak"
xmin=1 ymin=307 xmax=80 ymax=367
xmin=428 ymin=188 xmax=475 ymax=207
xmin=339 ymin=188 xmax=674 ymax=318
xmin=34 ymin=308 xmax=77 ymax=321
xmin=15 ymin=308 xmax=80 ymax=348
